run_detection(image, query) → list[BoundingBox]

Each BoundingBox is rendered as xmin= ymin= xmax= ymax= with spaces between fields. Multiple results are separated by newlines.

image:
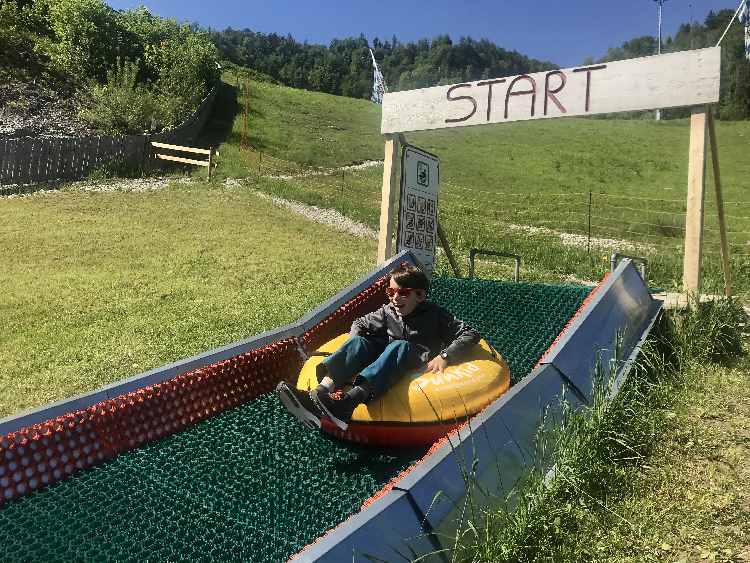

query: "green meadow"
xmin=0 ymin=185 xmax=376 ymax=417
xmin=2 ymin=74 xmax=748 ymax=414
xmin=216 ymin=76 xmax=749 ymax=295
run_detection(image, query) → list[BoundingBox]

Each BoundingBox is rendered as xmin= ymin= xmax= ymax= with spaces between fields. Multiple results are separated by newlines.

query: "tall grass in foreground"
xmin=446 ymin=299 xmax=747 ymax=562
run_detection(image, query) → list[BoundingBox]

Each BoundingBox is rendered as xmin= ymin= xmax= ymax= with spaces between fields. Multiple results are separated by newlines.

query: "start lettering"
xmin=444 ymin=65 xmax=607 ymax=124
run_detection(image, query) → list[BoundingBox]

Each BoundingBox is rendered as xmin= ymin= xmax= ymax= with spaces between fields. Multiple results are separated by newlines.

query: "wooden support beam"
xmin=436 ymin=221 xmax=461 ymax=277
xmin=151 ymin=142 xmax=212 ymax=155
xmin=377 ymin=135 xmax=400 ymax=263
xmin=707 ymin=112 xmax=732 ymax=297
xmin=682 ymin=107 xmax=709 ymax=296
xmin=155 ymin=154 xmax=209 ymax=167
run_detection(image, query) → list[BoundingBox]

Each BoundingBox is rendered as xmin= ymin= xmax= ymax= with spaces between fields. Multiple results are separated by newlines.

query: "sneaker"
xmin=275 ymin=382 xmax=323 ymax=430
xmin=311 ymin=389 xmax=357 ymax=431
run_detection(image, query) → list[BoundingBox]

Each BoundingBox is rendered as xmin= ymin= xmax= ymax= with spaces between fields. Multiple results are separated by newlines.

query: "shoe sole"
xmin=310 ymin=389 xmax=349 ymax=432
xmin=276 ymin=383 xmax=321 ymax=430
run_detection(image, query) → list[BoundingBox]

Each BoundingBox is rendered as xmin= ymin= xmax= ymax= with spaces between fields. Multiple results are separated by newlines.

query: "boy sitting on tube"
xmin=276 ymin=263 xmax=480 ymax=432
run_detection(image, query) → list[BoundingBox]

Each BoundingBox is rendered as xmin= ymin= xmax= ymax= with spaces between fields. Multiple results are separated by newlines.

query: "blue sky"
xmin=106 ymin=0 xmax=739 ymax=67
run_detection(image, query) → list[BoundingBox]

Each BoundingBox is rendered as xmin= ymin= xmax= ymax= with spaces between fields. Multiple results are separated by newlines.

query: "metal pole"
xmin=716 ymin=0 xmax=746 ymax=47
xmin=657 ymin=1 xmax=663 ymax=56
xmin=587 ymin=191 xmax=592 ymax=254
xmin=654 ymin=0 xmax=667 ymax=121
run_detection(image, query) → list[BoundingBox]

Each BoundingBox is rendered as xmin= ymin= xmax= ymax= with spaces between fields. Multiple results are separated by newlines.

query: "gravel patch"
xmin=1 ymin=176 xmax=194 ymax=199
xmin=224 ymin=177 xmax=377 ymax=239
xmin=505 ymin=222 xmax=655 ymax=253
xmin=76 ymin=177 xmax=195 ymax=193
xmin=269 ymin=159 xmax=382 ymax=180
xmin=0 ymin=81 xmax=98 ymax=139
xmin=250 ymin=190 xmax=377 ymax=240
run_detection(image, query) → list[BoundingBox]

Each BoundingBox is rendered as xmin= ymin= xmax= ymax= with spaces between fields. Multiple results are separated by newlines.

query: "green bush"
xmin=35 ymin=0 xmax=124 ymax=82
xmin=0 ymin=2 xmax=47 ymax=74
xmin=148 ymin=33 xmax=221 ymax=128
xmin=80 ymin=59 xmax=159 ymax=134
xmin=3 ymin=0 xmax=220 ymax=134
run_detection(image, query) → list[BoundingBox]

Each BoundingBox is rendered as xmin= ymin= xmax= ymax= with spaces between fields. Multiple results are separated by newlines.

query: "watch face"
xmin=440 ymin=351 xmax=448 ymax=359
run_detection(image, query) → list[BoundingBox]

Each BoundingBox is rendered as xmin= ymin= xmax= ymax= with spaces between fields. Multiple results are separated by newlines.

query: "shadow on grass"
xmin=197 ymin=81 xmax=240 ymax=149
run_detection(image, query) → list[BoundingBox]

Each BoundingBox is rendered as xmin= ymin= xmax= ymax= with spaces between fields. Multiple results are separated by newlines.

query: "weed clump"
xmin=449 ymin=300 xmax=747 ymax=562
xmin=670 ymin=298 xmax=747 ymax=367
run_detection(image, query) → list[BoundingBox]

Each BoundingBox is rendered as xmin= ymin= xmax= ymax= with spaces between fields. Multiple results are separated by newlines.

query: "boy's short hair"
xmin=390 ymin=263 xmax=429 ymax=291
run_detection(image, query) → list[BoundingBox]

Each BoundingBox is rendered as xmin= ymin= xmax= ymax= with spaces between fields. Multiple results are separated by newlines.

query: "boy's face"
xmin=387 ymin=278 xmax=425 ymax=316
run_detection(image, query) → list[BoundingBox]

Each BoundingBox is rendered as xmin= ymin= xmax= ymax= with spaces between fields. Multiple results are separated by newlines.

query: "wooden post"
xmin=207 ymin=148 xmax=213 ymax=180
xmin=377 ymin=134 xmax=400 ymax=263
xmin=707 ymin=112 xmax=732 ymax=297
xmin=682 ymin=107 xmax=709 ymax=296
xmin=436 ymin=221 xmax=461 ymax=277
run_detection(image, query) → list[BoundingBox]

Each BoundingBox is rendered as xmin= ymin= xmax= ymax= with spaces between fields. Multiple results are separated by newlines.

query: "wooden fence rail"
xmin=150 ymin=142 xmax=215 ymax=179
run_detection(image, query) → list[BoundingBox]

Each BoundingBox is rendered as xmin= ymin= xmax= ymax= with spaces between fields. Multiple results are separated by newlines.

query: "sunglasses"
xmin=386 ymin=287 xmax=416 ymax=298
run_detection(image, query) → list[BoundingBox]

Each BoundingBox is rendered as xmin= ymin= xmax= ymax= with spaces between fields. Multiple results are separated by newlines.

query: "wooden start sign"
xmin=381 ymin=47 xmax=721 ymax=134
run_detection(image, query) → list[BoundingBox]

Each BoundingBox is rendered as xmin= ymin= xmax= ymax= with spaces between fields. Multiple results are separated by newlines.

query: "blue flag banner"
xmin=369 ymin=49 xmax=386 ymax=105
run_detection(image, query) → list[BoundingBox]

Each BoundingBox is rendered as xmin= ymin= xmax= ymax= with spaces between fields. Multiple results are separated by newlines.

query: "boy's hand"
xmin=427 ymin=356 xmax=448 ymax=373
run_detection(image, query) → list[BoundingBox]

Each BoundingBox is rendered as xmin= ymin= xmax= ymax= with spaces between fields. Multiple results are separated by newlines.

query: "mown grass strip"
xmin=0 ymin=182 xmax=376 ymax=417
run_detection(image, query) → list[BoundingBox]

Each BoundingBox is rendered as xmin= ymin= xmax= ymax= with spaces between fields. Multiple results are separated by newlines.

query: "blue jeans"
xmin=321 ymin=335 xmax=417 ymax=399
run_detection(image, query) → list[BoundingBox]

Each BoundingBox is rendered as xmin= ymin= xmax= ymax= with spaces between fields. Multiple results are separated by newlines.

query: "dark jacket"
xmin=350 ymin=301 xmax=480 ymax=365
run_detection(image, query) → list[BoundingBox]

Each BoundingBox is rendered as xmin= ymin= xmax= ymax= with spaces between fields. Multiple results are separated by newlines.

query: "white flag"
xmin=739 ymin=0 xmax=750 ymax=60
xmin=369 ymin=49 xmax=387 ymax=105
xmin=739 ymin=0 xmax=750 ymax=24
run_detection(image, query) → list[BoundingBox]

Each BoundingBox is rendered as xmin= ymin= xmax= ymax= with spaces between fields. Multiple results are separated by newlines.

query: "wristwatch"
xmin=439 ymin=349 xmax=449 ymax=361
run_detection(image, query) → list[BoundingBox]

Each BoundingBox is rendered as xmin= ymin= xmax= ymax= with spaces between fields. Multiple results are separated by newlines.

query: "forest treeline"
xmin=211 ymin=31 xmax=555 ymax=98
xmin=211 ymin=8 xmax=750 ymax=119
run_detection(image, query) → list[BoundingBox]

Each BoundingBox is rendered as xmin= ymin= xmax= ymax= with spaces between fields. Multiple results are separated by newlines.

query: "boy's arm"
xmin=438 ymin=308 xmax=480 ymax=361
xmin=350 ymin=306 xmax=387 ymax=337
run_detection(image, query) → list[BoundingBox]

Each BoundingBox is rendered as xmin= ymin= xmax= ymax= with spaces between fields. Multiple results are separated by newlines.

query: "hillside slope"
xmin=210 ymin=75 xmax=750 ymax=296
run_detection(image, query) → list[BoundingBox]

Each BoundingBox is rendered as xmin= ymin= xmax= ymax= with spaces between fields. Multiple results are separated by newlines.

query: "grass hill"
xmin=211 ymin=72 xmax=750 ymax=297
xmin=2 ymin=70 xmax=747 ymax=417
xmin=0 ymin=70 xmax=748 ymax=562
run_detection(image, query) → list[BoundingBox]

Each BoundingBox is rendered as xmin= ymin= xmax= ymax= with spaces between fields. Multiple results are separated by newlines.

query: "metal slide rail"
xmin=610 ymin=252 xmax=648 ymax=283
xmin=293 ymin=259 xmax=663 ymax=561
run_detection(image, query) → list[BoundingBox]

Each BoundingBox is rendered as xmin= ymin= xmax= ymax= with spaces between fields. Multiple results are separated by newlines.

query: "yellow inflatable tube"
xmin=297 ymin=334 xmax=511 ymax=446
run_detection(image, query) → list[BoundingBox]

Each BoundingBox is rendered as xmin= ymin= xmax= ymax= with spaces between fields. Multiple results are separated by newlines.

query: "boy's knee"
xmin=385 ymin=340 xmax=411 ymax=353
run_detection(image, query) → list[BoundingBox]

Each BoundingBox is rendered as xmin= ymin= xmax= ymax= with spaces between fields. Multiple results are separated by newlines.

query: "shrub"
xmin=147 ymin=33 xmax=221 ymax=128
xmin=0 ymin=2 xmax=47 ymax=74
xmin=80 ymin=59 xmax=159 ymax=134
xmin=35 ymin=0 xmax=124 ymax=82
